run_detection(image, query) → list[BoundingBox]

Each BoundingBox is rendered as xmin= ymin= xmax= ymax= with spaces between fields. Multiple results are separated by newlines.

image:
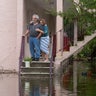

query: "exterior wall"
xmin=16 ymin=0 xmax=24 ymax=71
xmin=56 ymin=0 xmax=64 ymax=57
xmin=0 ymin=0 xmax=17 ymax=71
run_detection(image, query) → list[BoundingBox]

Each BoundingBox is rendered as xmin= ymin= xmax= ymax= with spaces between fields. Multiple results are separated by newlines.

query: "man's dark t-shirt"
xmin=27 ymin=23 xmax=43 ymax=37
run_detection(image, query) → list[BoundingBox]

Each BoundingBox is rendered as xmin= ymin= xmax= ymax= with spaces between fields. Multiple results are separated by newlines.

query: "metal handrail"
xmin=49 ymin=34 xmax=54 ymax=96
xmin=19 ymin=36 xmax=25 ymax=74
xmin=49 ymin=31 xmax=61 ymax=96
xmin=49 ymin=29 xmax=71 ymax=95
xmin=19 ymin=36 xmax=25 ymax=96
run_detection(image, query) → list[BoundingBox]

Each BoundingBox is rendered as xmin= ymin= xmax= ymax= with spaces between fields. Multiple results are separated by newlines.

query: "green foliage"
xmin=78 ymin=38 xmax=96 ymax=58
xmin=48 ymin=0 xmax=96 ymax=33
xmin=84 ymin=30 xmax=92 ymax=35
xmin=77 ymin=62 xmax=96 ymax=96
xmin=80 ymin=0 xmax=96 ymax=9
xmin=46 ymin=8 xmax=57 ymax=16
xmin=63 ymin=0 xmax=96 ymax=32
xmin=24 ymin=57 xmax=31 ymax=62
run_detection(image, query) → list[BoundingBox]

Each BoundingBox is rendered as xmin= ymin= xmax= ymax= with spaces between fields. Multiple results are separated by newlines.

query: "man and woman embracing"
xmin=24 ymin=14 xmax=50 ymax=62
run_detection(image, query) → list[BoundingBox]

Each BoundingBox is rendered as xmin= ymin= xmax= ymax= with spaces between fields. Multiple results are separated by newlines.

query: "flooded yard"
xmin=0 ymin=60 xmax=96 ymax=96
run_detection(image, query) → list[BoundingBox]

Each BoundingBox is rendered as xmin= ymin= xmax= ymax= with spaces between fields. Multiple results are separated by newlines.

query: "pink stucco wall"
xmin=0 ymin=0 xmax=17 ymax=71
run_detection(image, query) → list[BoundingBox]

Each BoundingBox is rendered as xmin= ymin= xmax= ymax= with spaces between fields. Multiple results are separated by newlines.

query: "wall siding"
xmin=0 ymin=0 xmax=17 ymax=71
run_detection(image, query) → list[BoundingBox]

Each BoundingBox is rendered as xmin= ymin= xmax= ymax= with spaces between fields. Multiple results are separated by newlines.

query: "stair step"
xmin=20 ymin=75 xmax=53 ymax=79
xmin=21 ymin=67 xmax=54 ymax=69
xmin=20 ymin=72 xmax=54 ymax=75
xmin=20 ymin=72 xmax=54 ymax=78
xmin=22 ymin=61 xmax=53 ymax=67
xmin=20 ymin=76 xmax=53 ymax=80
xmin=21 ymin=77 xmax=53 ymax=86
xmin=31 ymin=61 xmax=50 ymax=63
xmin=22 ymin=61 xmax=50 ymax=64
xmin=21 ymin=67 xmax=54 ymax=73
xmin=20 ymin=72 xmax=53 ymax=77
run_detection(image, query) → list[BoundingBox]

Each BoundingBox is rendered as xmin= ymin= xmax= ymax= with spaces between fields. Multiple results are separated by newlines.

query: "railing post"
xmin=49 ymin=34 xmax=54 ymax=96
xmin=19 ymin=36 xmax=25 ymax=96
xmin=74 ymin=18 xmax=78 ymax=46
xmin=60 ymin=29 xmax=64 ymax=56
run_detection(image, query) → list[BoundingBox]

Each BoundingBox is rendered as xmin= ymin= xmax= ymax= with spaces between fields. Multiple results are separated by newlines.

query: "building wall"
xmin=0 ymin=0 xmax=17 ymax=70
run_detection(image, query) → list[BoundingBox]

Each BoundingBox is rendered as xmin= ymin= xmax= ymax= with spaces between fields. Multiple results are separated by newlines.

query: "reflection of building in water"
xmin=24 ymin=82 xmax=30 ymax=96
xmin=24 ymin=91 xmax=29 ymax=96
xmin=62 ymin=72 xmax=71 ymax=89
xmin=0 ymin=75 xmax=18 ymax=96
xmin=30 ymin=86 xmax=40 ymax=96
xmin=40 ymin=87 xmax=48 ymax=96
xmin=22 ymin=78 xmax=52 ymax=96
xmin=60 ymin=58 xmax=73 ymax=90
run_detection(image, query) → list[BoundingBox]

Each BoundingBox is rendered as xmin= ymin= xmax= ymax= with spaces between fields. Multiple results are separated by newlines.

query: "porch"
xmin=17 ymin=0 xmax=73 ymax=59
xmin=18 ymin=0 xmax=96 ymax=81
xmin=18 ymin=0 xmax=73 ymax=77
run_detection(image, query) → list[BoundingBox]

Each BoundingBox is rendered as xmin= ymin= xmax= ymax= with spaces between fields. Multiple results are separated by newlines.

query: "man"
xmin=24 ymin=14 xmax=44 ymax=61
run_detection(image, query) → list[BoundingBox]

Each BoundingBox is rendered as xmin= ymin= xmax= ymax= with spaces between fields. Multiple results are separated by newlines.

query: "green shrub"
xmin=24 ymin=57 xmax=31 ymax=62
xmin=78 ymin=38 xmax=96 ymax=58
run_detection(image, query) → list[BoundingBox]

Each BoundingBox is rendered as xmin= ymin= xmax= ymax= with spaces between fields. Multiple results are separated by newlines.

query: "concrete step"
xmin=20 ymin=72 xmax=54 ymax=75
xmin=20 ymin=75 xmax=54 ymax=79
xmin=21 ymin=61 xmax=54 ymax=77
xmin=20 ymin=72 xmax=54 ymax=78
xmin=21 ymin=77 xmax=54 ymax=89
xmin=21 ymin=67 xmax=54 ymax=73
xmin=22 ymin=61 xmax=53 ymax=67
xmin=20 ymin=76 xmax=52 ymax=80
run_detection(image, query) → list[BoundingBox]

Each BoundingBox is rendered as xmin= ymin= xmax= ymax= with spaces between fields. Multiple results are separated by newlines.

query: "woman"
xmin=40 ymin=19 xmax=50 ymax=61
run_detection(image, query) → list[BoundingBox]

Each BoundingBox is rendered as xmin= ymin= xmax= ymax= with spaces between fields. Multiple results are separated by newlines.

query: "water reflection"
xmin=0 ymin=60 xmax=96 ymax=96
xmin=21 ymin=78 xmax=52 ymax=96
xmin=24 ymin=82 xmax=49 ymax=96
xmin=20 ymin=74 xmax=75 ymax=96
xmin=0 ymin=74 xmax=19 ymax=96
xmin=77 ymin=61 xmax=96 ymax=96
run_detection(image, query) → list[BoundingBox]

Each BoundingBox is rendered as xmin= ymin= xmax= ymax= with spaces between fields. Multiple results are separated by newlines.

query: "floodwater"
xmin=0 ymin=74 xmax=19 ymax=96
xmin=0 ymin=60 xmax=96 ymax=96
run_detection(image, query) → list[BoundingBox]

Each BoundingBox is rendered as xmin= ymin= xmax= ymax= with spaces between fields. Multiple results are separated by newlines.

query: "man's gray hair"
xmin=32 ymin=14 xmax=39 ymax=19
